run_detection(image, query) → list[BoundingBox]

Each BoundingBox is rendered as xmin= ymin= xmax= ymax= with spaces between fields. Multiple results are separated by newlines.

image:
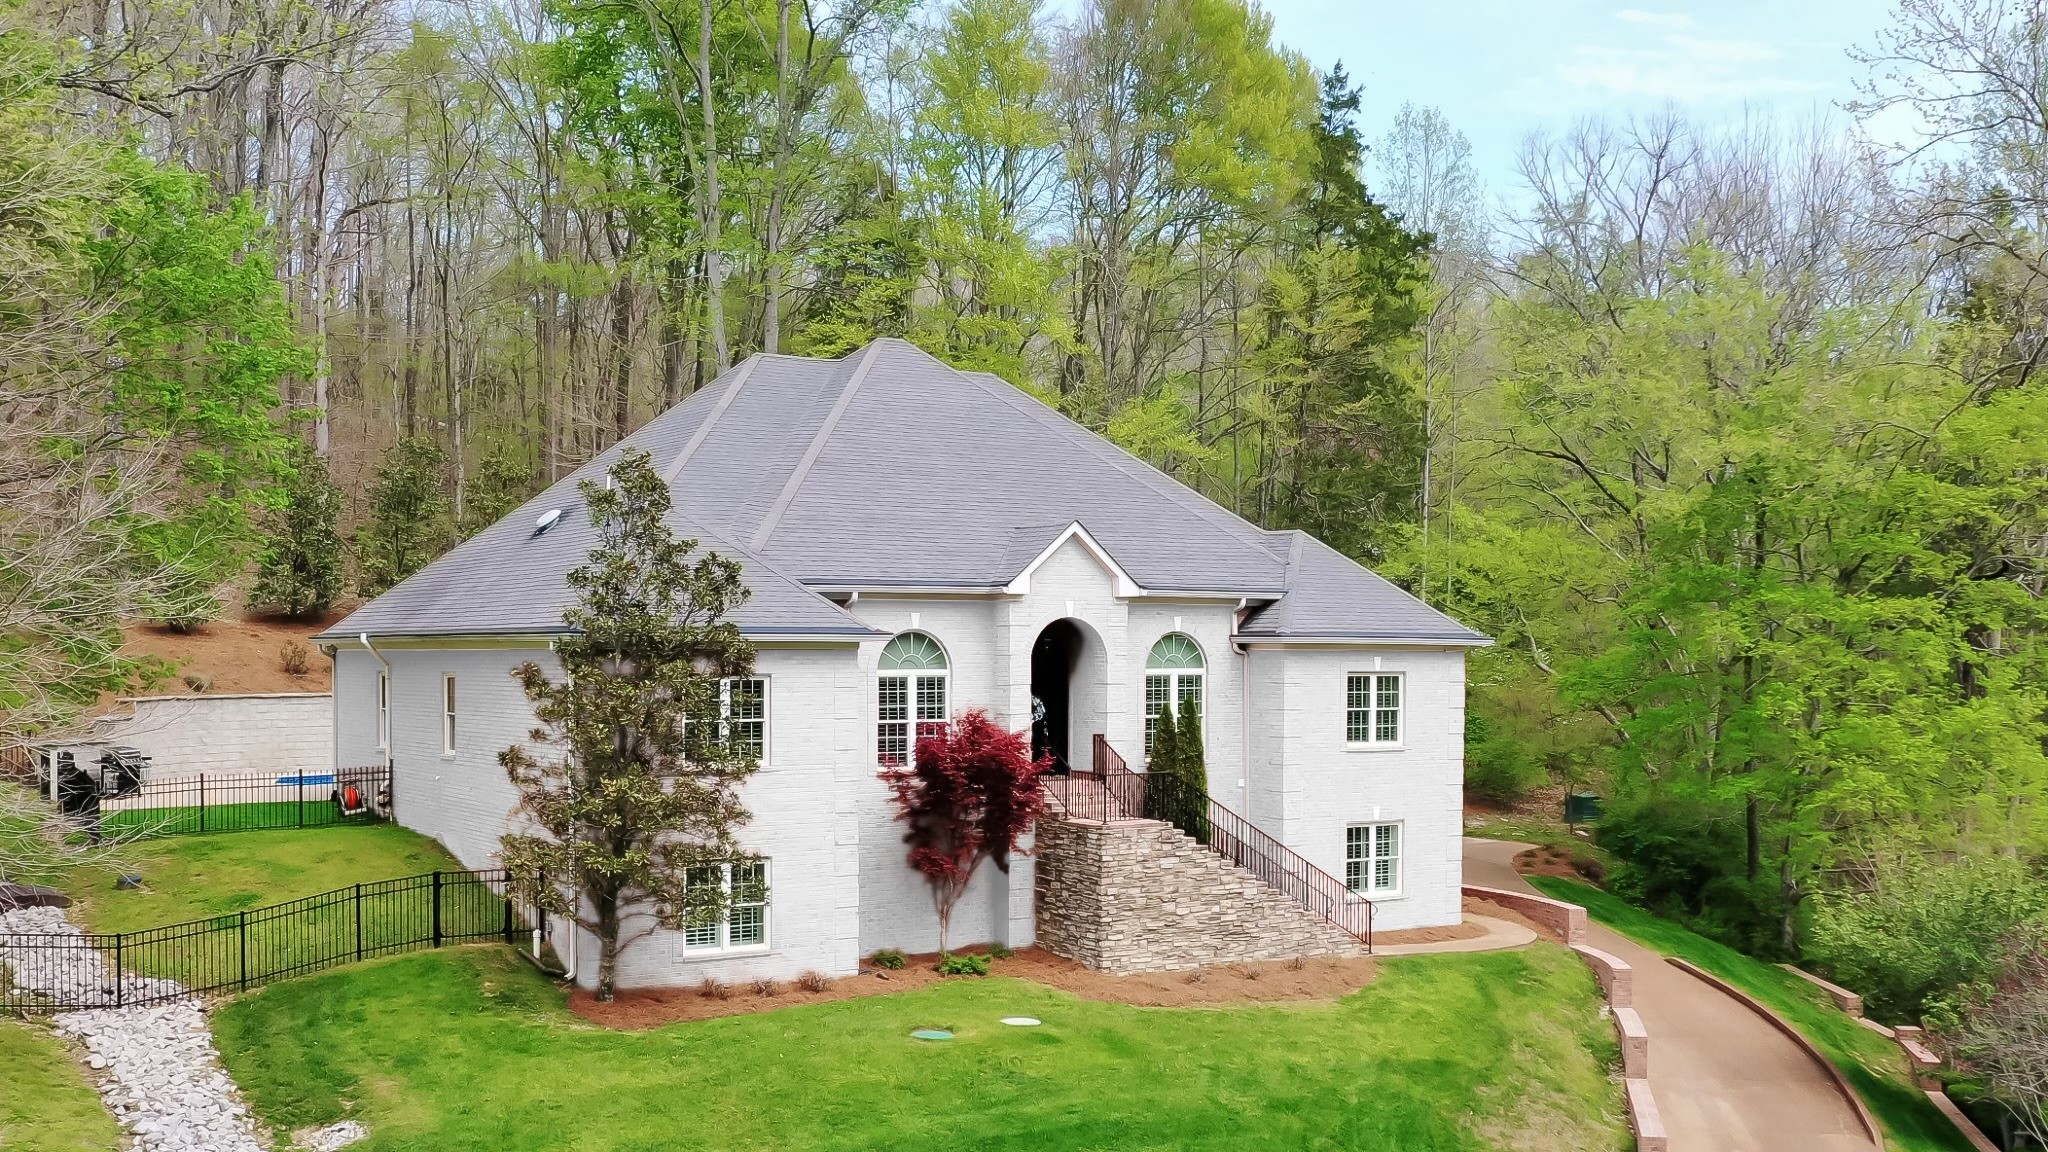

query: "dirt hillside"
xmin=116 ymin=612 xmax=343 ymax=699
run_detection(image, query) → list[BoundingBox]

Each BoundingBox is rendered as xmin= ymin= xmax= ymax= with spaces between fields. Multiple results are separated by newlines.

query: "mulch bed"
xmin=566 ymin=946 xmax=1382 ymax=1029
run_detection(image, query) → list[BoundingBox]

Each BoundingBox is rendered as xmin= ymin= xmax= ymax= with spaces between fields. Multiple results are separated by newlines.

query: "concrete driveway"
xmin=1464 ymin=839 xmax=1876 ymax=1152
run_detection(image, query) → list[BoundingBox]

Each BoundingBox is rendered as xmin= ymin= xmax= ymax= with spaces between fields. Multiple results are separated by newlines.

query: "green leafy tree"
xmin=1246 ymin=64 xmax=1428 ymax=563
xmin=1808 ymin=855 xmax=2048 ymax=1022
xmin=461 ymin=451 xmax=540 ymax=538
xmin=499 ymin=448 xmax=758 ymax=1001
xmin=1 ymin=7 xmax=303 ymax=733
xmin=356 ymin=439 xmax=451 ymax=594
xmin=251 ymin=441 xmax=346 ymax=620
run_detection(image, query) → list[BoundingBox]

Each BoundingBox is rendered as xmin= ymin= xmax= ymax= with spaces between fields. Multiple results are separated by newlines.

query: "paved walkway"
xmin=1373 ymin=913 xmax=1536 ymax=957
xmin=1465 ymin=839 xmax=1876 ymax=1152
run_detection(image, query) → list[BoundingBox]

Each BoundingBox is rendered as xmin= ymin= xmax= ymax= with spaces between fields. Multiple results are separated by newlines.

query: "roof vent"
xmin=532 ymin=508 xmax=563 ymax=538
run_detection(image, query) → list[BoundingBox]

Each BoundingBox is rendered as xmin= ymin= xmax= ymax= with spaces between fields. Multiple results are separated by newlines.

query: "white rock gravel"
xmin=3 ymin=906 xmax=270 ymax=1151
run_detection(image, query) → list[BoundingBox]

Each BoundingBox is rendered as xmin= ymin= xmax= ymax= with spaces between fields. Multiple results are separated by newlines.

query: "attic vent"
xmin=532 ymin=508 xmax=563 ymax=538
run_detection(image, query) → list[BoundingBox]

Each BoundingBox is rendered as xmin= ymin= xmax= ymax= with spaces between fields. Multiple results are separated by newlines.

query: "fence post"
xmin=198 ymin=773 xmax=206 ymax=833
xmin=354 ymin=883 xmax=364 ymax=961
xmin=297 ymin=779 xmax=304 ymax=828
xmin=431 ymin=871 xmax=443 ymax=948
xmin=114 ymin=935 xmax=123 ymax=1008
xmin=237 ymin=909 xmax=248 ymax=991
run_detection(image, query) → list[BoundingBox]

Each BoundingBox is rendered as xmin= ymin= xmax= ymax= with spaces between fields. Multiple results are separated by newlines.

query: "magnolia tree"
xmin=880 ymin=709 xmax=1051 ymax=955
xmin=499 ymin=448 xmax=758 ymax=1001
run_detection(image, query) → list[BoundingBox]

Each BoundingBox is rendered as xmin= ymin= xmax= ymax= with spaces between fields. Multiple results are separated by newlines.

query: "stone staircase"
xmin=1033 ymin=813 xmax=1366 ymax=973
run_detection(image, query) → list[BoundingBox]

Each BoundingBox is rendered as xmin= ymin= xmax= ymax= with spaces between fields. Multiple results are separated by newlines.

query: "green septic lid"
xmin=911 ymin=1029 xmax=953 ymax=1041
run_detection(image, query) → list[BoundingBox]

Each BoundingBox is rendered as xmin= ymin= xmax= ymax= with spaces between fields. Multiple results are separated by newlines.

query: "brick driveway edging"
xmin=1464 ymin=884 xmax=1665 ymax=1152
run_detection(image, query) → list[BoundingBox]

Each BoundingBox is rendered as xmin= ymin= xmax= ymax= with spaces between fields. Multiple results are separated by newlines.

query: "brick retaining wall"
xmin=1034 ymin=817 xmax=1363 ymax=973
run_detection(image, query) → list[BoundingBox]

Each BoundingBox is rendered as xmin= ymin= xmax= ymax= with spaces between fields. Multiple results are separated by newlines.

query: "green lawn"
xmin=0 ymin=1021 xmax=121 ymax=1152
xmin=214 ymin=944 xmax=1629 ymax=1152
xmin=71 ymin=822 xmax=466 ymax=936
xmin=58 ymin=822 xmax=504 ymax=990
xmin=1527 ymin=877 xmax=1973 ymax=1152
xmin=101 ymin=801 xmax=381 ymax=838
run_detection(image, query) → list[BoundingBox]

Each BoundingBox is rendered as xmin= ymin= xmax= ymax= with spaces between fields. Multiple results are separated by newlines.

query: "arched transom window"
xmin=1144 ymin=633 xmax=1204 ymax=761
xmin=878 ymin=632 xmax=948 ymax=766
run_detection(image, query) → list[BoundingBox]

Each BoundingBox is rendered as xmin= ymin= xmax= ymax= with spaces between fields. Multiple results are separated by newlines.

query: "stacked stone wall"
xmin=1034 ymin=817 xmax=1364 ymax=973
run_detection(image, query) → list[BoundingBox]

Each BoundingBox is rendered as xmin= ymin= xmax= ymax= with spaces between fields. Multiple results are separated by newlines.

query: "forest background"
xmin=8 ymin=0 xmax=2048 ymax=1038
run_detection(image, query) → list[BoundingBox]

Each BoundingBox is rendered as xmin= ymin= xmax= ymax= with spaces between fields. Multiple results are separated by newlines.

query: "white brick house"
xmin=317 ymin=339 xmax=1489 ymax=989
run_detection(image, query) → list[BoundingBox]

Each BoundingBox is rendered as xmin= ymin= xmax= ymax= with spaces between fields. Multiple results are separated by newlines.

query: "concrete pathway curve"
xmin=1464 ymin=839 xmax=1876 ymax=1152
xmin=1373 ymin=912 xmax=1536 ymax=957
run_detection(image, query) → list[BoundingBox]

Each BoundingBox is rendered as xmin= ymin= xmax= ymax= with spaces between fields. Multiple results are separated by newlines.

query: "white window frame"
xmin=1345 ymin=672 xmax=1403 ymax=748
xmin=1346 ymin=822 xmax=1402 ymax=898
xmin=683 ymin=859 xmax=770 ymax=953
xmin=685 ymin=677 xmax=769 ymax=763
xmin=1143 ymin=633 xmax=1205 ymax=764
xmin=877 ymin=632 xmax=948 ymax=767
xmin=376 ymin=672 xmax=390 ymax=750
xmin=441 ymin=674 xmax=457 ymax=756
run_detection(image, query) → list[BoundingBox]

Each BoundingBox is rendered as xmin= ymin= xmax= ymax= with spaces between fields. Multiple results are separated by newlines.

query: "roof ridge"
xmin=943 ymin=363 xmax=1286 ymax=571
xmin=661 ymin=355 xmax=758 ymax=482
xmin=749 ymin=340 xmax=886 ymax=552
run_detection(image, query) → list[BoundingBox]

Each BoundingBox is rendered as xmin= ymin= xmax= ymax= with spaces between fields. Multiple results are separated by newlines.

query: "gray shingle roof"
xmin=321 ymin=339 xmax=1486 ymax=645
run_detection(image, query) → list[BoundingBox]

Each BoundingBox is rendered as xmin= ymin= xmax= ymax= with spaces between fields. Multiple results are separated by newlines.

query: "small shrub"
xmin=696 ymin=977 xmax=729 ymax=1001
xmin=1183 ymin=970 xmax=1207 ymax=985
xmin=1240 ymin=965 xmax=1262 ymax=981
xmin=988 ymin=942 xmax=1014 ymax=960
xmin=870 ymin=949 xmax=906 ymax=970
xmin=751 ymin=978 xmax=779 ymax=997
xmin=279 ymin=641 xmax=312 ymax=676
xmin=1285 ymin=955 xmax=1306 ymax=971
xmin=181 ymin=671 xmax=213 ymax=694
xmin=936 ymin=952 xmax=990 ymax=977
xmin=795 ymin=970 xmax=828 ymax=993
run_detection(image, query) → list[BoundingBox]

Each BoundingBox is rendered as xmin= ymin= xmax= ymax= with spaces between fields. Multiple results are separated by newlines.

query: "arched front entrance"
xmin=1030 ymin=619 xmax=1106 ymax=774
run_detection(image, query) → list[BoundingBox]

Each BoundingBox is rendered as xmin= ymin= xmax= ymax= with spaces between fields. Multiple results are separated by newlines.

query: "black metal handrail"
xmin=1042 ymin=735 xmax=1373 ymax=951
xmin=1 ymin=868 xmax=530 ymax=1014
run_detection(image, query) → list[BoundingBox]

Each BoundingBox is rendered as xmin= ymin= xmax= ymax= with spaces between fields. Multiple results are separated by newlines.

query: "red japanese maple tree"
xmin=878 ymin=708 xmax=1052 ymax=955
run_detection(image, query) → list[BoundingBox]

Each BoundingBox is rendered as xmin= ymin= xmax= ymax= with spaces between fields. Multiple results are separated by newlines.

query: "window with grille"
xmin=686 ymin=678 xmax=768 ymax=760
xmin=1346 ymin=823 xmax=1401 ymax=896
xmin=878 ymin=632 xmax=947 ymax=766
xmin=377 ymin=673 xmax=390 ymax=749
xmin=684 ymin=860 xmax=769 ymax=951
xmin=1143 ymin=633 xmax=1205 ymax=761
xmin=1346 ymin=673 xmax=1402 ymax=745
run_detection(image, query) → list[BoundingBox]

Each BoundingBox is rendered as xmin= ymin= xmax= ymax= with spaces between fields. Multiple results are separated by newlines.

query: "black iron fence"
xmin=1043 ymin=735 xmax=1374 ymax=950
xmin=86 ymin=765 xmax=393 ymax=838
xmin=1 ymin=869 xmax=533 ymax=1013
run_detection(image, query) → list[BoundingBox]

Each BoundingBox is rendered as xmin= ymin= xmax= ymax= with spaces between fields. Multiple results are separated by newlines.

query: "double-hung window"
xmin=878 ymin=632 xmax=948 ymax=766
xmin=1143 ymin=633 xmax=1205 ymax=762
xmin=684 ymin=860 xmax=769 ymax=951
xmin=1346 ymin=673 xmax=1402 ymax=746
xmin=1346 ymin=823 xmax=1401 ymax=896
xmin=441 ymin=674 xmax=457 ymax=754
xmin=687 ymin=677 xmax=768 ymax=761
xmin=377 ymin=672 xmax=390 ymax=749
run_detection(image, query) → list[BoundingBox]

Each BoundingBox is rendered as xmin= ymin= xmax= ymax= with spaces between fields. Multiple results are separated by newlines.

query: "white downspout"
xmin=1234 ymin=600 xmax=1252 ymax=816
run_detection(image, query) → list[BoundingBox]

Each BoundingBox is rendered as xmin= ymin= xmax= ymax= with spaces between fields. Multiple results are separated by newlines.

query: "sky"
xmin=1251 ymin=0 xmax=1899 ymax=205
